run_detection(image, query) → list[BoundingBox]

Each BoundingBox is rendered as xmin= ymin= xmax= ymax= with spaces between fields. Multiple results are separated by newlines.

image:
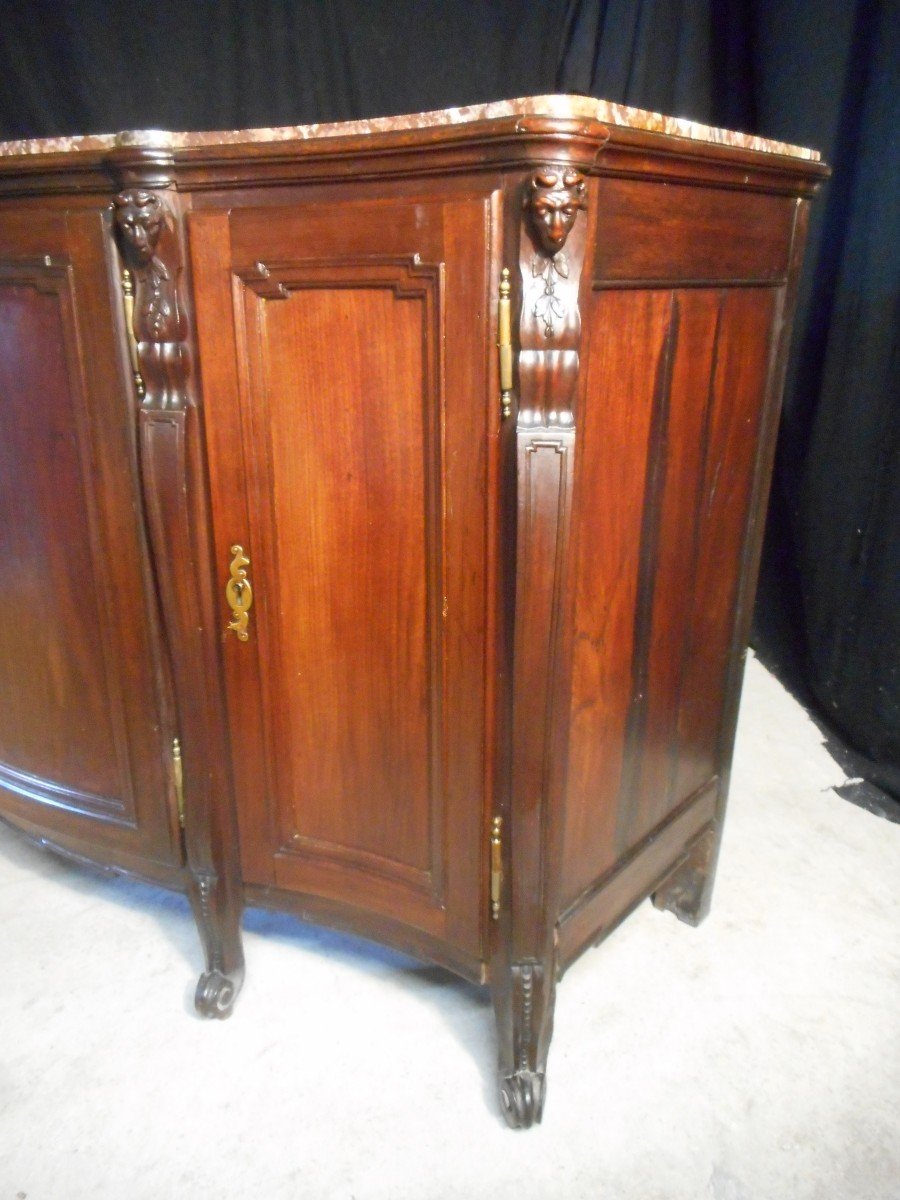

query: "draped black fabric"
xmin=0 ymin=0 xmax=896 ymax=794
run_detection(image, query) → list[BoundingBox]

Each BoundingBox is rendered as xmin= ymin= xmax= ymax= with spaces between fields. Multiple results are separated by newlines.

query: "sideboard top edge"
xmin=0 ymin=94 xmax=822 ymax=165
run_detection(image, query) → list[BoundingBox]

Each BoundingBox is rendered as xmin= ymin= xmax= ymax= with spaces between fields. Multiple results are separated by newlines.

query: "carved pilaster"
xmin=113 ymin=188 xmax=188 ymax=409
xmin=492 ymin=165 xmax=589 ymax=1128
xmin=518 ymin=165 xmax=586 ymax=425
xmin=109 ymin=150 xmax=244 ymax=1016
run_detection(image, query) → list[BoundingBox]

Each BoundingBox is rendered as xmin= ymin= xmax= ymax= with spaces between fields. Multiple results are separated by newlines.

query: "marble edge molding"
xmin=0 ymin=94 xmax=821 ymax=162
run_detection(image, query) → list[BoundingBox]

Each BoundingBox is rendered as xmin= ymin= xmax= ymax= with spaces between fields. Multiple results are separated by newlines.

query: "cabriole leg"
xmin=492 ymin=957 xmax=557 ymax=1129
xmin=188 ymin=869 xmax=245 ymax=1018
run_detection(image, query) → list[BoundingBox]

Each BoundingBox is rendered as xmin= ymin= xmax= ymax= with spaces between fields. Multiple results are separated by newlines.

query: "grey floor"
xmin=1 ymin=654 xmax=898 ymax=1200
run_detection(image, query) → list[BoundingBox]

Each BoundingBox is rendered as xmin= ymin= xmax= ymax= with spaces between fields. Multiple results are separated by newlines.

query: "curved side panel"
xmin=0 ymin=209 xmax=178 ymax=871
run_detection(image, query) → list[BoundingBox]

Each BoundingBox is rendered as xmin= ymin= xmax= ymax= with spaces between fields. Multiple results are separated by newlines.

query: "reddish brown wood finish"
xmin=0 ymin=207 xmax=176 ymax=867
xmin=593 ymin=178 xmax=795 ymax=284
xmin=189 ymin=193 xmax=494 ymax=978
xmin=559 ymin=284 xmax=779 ymax=944
xmin=0 ymin=105 xmax=825 ymax=1129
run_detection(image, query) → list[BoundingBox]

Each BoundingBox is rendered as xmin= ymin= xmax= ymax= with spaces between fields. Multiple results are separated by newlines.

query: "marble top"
xmin=0 ymin=94 xmax=820 ymax=161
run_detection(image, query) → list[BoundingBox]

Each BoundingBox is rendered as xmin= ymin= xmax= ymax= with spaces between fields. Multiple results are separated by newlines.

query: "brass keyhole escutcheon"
xmin=225 ymin=545 xmax=253 ymax=641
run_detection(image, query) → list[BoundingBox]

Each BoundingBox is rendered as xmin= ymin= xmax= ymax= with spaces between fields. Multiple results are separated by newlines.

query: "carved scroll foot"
xmin=195 ymin=965 xmax=244 ymax=1019
xmin=652 ymin=825 xmax=720 ymax=927
xmin=500 ymin=1069 xmax=546 ymax=1129
xmin=188 ymin=869 xmax=244 ymax=1019
xmin=492 ymin=959 xmax=556 ymax=1129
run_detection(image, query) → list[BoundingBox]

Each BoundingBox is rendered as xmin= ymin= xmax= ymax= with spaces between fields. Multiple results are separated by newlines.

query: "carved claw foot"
xmin=500 ymin=1070 xmax=546 ymax=1129
xmin=652 ymin=826 xmax=718 ymax=927
xmin=195 ymin=966 xmax=243 ymax=1019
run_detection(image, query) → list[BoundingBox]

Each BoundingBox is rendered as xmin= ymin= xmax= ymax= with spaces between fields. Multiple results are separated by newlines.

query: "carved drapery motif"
xmin=114 ymin=188 xmax=189 ymax=410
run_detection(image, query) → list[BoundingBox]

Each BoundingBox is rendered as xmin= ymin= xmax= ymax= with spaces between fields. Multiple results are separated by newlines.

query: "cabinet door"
xmin=190 ymin=194 xmax=496 ymax=972
xmin=0 ymin=207 xmax=177 ymax=868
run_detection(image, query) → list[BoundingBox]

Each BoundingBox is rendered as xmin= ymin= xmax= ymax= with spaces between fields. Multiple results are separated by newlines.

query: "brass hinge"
xmin=490 ymin=815 xmax=503 ymax=920
xmin=172 ymin=736 xmax=185 ymax=829
xmin=120 ymin=267 xmax=145 ymax=398
xmin=497 ymin=267 xmax=513 ymax=420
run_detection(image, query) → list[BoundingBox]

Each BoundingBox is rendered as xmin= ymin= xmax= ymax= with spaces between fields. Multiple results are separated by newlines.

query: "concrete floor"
xmin=1 ymin=654 xmax=898 ymax=1200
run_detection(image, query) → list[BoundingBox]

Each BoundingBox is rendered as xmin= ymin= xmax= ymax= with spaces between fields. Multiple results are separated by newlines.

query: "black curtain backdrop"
xmin=0 ymin=0 xmax=896 ymax=795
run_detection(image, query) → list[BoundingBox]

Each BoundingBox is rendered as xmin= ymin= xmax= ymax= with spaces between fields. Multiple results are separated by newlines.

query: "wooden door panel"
xmin=0 ymin=210 xmax=175 ymax=863
xmin=628 ymin=291 xmax=725 ymax=843
xmin=245 ymin=271 xmax=442 ymax=897
xmin=0 ymin=267 xmax=126 ymax=811
xmin=561 ymin=290 xmax=671 ymax=909
xmin=669 ymin=289 xmax=776 ymax=804
xmin=191 ymin=195 xmax=493 ymax=963
xmin=561 ymin=285 xmax=777 ymax=912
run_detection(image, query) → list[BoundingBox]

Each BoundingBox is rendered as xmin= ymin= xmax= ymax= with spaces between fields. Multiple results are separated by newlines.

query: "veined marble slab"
xmin=0 ymin=94 xmax=820 ymax=161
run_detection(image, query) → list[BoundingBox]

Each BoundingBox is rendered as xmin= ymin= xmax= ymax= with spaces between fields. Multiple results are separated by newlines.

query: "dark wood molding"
xmin=0 ymin=113 xmax=827 ymax=200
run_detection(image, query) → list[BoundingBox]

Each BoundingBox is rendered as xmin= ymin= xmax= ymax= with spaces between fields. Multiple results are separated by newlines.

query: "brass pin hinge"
xmin=490 ymin=815 xmax=503 ymax=920
xmin=120 ymin=267 xmax=145 ymax=398
xmin=497 ymin=268 xmax=513 ymax=420
xmin=172 ymin=736 xmax=185 ymax=829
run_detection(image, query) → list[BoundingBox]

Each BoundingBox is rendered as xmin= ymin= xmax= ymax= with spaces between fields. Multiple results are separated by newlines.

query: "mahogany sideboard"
xmin=0 ymin=96 xmax=825 ymax=1127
